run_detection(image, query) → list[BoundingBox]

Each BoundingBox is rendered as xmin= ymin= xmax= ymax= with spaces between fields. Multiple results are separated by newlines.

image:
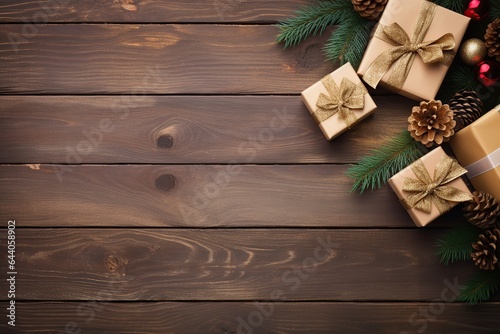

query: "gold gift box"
xmin=301 ymin=63 xmax=377 ymax=140
xmin=357 ymin=0 xmax=470 ymax=101
xmin=388 ymin=147 xmax=471 ymax=227
xmin=449 ymin=105 xmax=500 ymax=201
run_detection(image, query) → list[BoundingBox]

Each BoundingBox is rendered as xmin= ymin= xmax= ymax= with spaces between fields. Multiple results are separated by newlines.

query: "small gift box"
xmin=357 ymin=0 xmax=470 ymax=101
xmin=449 ymin=105 xmax=500 ymax=201
xmin=301 ymin=63 xmax=377 ymax=140
xmin=388 ymin=147 xmax=472 ymax=227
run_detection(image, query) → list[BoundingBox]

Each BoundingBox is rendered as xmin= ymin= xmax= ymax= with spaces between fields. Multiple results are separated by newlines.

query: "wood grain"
xmin=0 ymin=95 xmax=416 ymax=164
xmin=0 ymin=164 xmax=461 ymax=227
xmin=0 ymin=0 xmax=311 ymax=23
xmin=0 ymin=24 xmax=335 ymax=94
xmin=0 ymin=0 xmax=493 ymax=331
xmin=0 ymin=228 xmax=479 ymax=301
xmin=1 ymin=302 xmax=499 ymax=334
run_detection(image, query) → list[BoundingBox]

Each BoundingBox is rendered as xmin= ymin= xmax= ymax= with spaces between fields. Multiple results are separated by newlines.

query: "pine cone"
xmin=408 ymin=100 xmax=455 ymax=147
xmin=351 ymin=0 xmax=388 ymax=20
xmin=485 ymin=18 xmax=500 ymax=62
xmin=471 ymin=229 xmax=500 ymax=270
xmin=449 ymin=90 xmax=483 ymax=131
xmin=464 ymin=191 xmax=500 ymax=229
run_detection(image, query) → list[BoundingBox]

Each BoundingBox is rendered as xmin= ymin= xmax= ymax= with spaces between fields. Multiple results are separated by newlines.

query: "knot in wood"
xmin=105 ymin=254 xmax=120 ymax=272
xmin=156 ymin=174 xmax=176 ymax=192
xmin=157 ymin=134 xmax=173 ymax=148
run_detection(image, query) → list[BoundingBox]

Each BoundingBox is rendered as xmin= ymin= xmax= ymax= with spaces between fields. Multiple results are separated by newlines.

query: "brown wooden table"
xmin=0 ymin=1 xmax=498 ymax=333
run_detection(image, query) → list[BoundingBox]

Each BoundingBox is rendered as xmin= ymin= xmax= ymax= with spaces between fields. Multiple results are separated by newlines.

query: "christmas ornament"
xmin=485 ymin=18 xmax=500 ymax=62
xmin=471 ymin=229 xmax=500 ymax=270
xmin=408 ymin=100 xmax=455 ymax=147
xmin=351 ymin=0 xmax=388 ymax=21
xmin=459 ymin=38 xmax=487 ymax=66
xmin=449 ymin=90 xmax=483 ymax=131
xmin=464 ymin=191 xmax=500 ymax=230
xmin=476 ymin=60 xmax=500 ymax=87
xmin=464 ymin=0 xmax=490 ymax=21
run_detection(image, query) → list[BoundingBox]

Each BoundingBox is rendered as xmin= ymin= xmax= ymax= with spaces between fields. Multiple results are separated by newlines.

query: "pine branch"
xmin=276 ymin=0 xmax=354 ymax=48
xmin=437 ymin=61 xmax=478 ymax=103
xmin=347 ymin=130 xmax=426 ymax=194
xmin=490 ymin=1 xmax=500 ymax=20
xmin=436 ymin=224 xmax=479 ymax=265
xmin=458 ymin=269 xmax=500 ymax=305
xmin=323 ymin=14 xmax=374 ymax=69
xmin=431 ymin=0 xmax=467 ymax=13
xmin=438 ymin=60 xmax=500 ymax=111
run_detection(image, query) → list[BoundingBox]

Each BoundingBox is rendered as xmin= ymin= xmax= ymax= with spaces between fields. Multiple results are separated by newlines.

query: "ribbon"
xmin=466 ymin=148 xmax=500 ymax=179
xmin=363 ymin=1 xmax=456 ymax=90
xmin=466 ymin=106 xmax=500 ymax=178
xmin=401 ymin=155 xmax=472 ymax=214
xmin=312 ymin=75 xmax=367 ymax=127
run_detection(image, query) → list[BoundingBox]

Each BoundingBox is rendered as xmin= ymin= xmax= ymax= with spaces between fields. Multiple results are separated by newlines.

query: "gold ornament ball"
xmin=459 ymin=38 xmax=487 ymax=66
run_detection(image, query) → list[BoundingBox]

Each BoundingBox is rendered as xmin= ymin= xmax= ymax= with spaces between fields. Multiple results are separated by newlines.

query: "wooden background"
xmin=0 ymin=1 xmax=498 ymax=333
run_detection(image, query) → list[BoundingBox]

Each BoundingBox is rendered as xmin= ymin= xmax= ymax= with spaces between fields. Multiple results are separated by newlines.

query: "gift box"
xmin=449 ymin=105 xmax=500 ymax=201
xmin=388 ymin=147 xmax=472 ymax=227
xmin=357 ymin=0 xmax=470 ymax=101
xmin=301 ymin=63 xmax=377 ymax=140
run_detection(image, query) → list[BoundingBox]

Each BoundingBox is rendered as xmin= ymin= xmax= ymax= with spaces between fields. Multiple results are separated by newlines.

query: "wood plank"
xmin=0 ymin=0 xmax=311 ymax=23
xmin=0 ymin=164 xmax=458 ymax=227
xmin=2 ymin=302 xmax=499 ymax=334
xmin=0 ymin=95 xmax=416 ymax=164
xmin=0 ymin=24 xmax=335 ymax=94
xmin=0 ymin=229 xmax=478 ymax=301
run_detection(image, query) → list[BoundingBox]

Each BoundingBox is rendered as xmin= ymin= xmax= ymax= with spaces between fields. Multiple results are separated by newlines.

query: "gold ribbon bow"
xmin=312 ymin=75 xmax=367 ymax=127
xmin=363 ymin=1 xmax=456 ymax=90
xmin=402 ymin=155 xmax=472 ymax=214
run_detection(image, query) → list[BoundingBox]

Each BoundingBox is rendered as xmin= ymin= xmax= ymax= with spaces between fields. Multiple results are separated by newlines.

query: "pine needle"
xmin=436 ymin=61 xmax=477 ymax=103
xmin=347 ymin=130 xmax=426 ymax=194
xmin=276 ymin=0 xmax=354 ymax=48
xmin=437 ymin=60 xmax=500 ymax=111
xmin=323 ymin=14 xmax=374 ymax=69
xmin=431 ymin=0 xmax=467 ymax=13
xmin=457 ymin=269 xmax=500 ymax=305
xmin=435 ymin=224 xmax=479 ymax=265
xmin=491 ymin=1 xmax=500 ymax=19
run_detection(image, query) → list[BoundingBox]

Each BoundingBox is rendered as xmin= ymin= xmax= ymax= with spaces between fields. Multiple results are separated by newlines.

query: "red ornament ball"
xmin=476 ymin=60 xmax=500 ymax=87
xmin=464 ymin=0 xmax=490 ymax=21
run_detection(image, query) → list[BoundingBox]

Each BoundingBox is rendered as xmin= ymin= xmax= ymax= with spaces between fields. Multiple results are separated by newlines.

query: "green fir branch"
xmin=276 ymin=0 xmax=354 ymax=48
xmin=436 ymin=224 xmax=479 ymax=265
xmin=432 ymin=0 xmax=467 ymax=13
xmin=438 ymin=60 xmax=500 ymax=111
xmin=437 ymin=61 xmax=478 ymax=103
xmin=490 ymin=1 xmax=500 ymax=20
xmin=347 ymin=130 xmax=426 ymax=194
xmin=323 ymin=15 xmax=374 ymax=69
xmin=458 ymin=269 xmax=500 ymax=305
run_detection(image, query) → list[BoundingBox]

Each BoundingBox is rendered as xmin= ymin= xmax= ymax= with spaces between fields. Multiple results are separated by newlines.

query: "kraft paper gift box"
xmin=301 ymin=63 xmax=377 ymax=140
xmin=357 ymin=0 xmax=470 ymax=101
xmin=449 ymin=105 xmax=500 ymax=201
xmin=388 ymin=147 xmax=472 ymax=227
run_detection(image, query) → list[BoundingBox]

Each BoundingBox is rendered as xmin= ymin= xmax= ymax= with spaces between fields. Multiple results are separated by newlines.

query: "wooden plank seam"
xmin=178 ymin=106 xmax=296 ymax=225
xmin=235 ymin=235 xmax=340 ymax=333
xmin=53 ymin=65 xmax=163 ymax=182
xmin=6 ymin=0 xmax=72 ymax=52
xmin=399 ymin=276 xmax=463 ymax=334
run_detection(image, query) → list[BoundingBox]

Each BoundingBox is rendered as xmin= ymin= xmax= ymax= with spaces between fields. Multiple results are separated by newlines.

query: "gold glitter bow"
xmin=402 ymin=155 xmax=472 ymax=214
xmin=312 ymin=75 xmax=367 ymax=127
xmin=363 ymin=1 xmax=456 ymax=90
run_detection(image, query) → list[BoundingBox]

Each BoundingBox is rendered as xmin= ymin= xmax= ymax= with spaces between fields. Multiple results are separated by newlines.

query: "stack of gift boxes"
xmin=301 ymin=0 xmax=499 ymax=227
